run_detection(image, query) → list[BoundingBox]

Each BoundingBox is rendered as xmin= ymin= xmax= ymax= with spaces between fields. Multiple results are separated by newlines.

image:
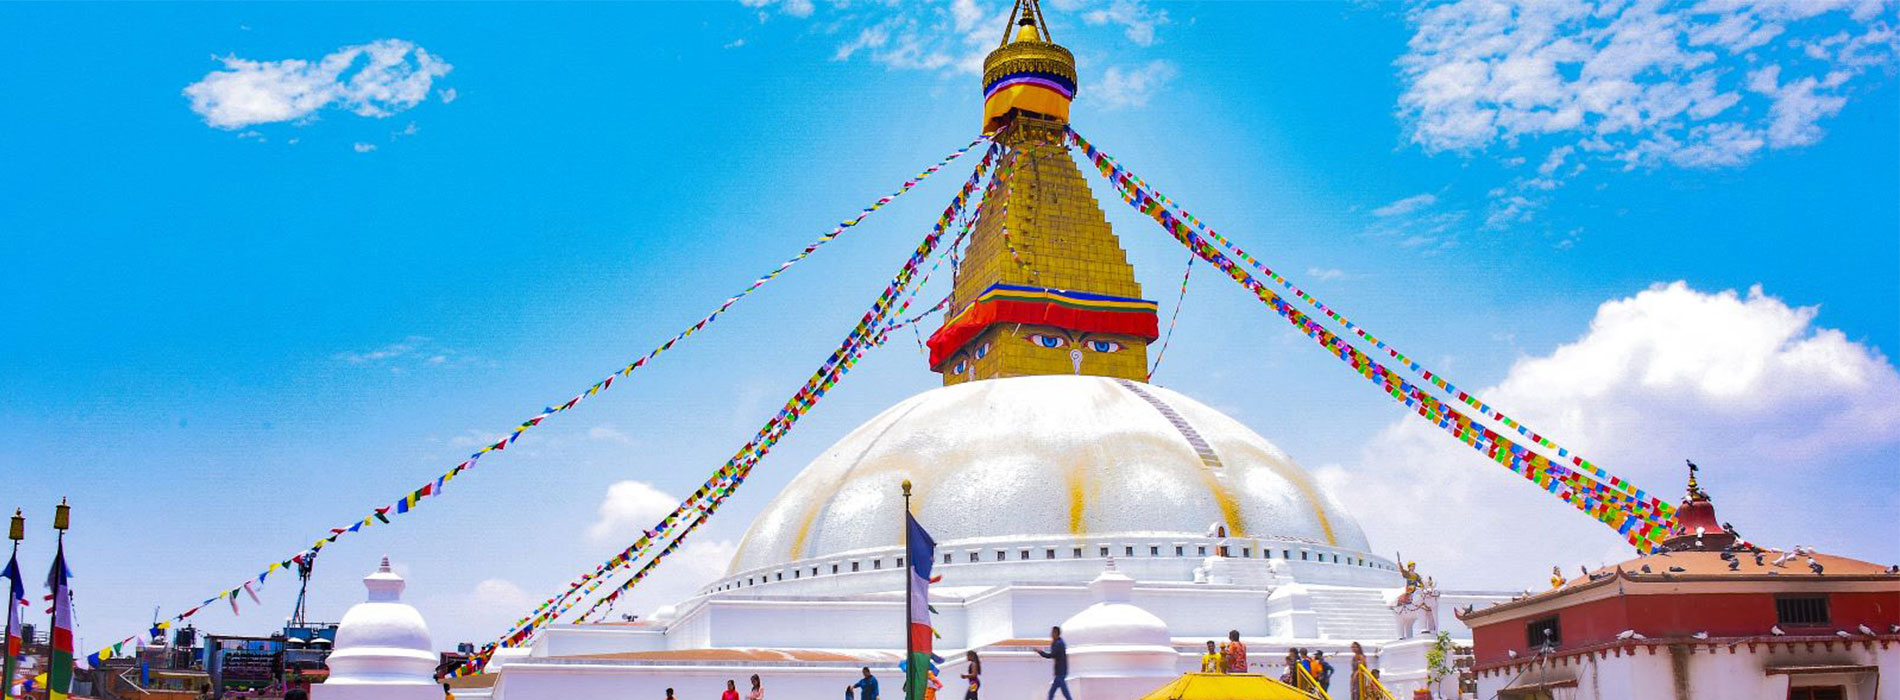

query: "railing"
xmin=1352 ymin=666 xmax=1401 ymax=700
xmin=1293 ymin=662 xmax=1333 ymax=700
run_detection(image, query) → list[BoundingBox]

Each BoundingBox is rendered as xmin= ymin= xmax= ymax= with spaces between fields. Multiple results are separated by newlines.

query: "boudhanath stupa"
xmin=452 ymin=3 xmax=1510 ymax=698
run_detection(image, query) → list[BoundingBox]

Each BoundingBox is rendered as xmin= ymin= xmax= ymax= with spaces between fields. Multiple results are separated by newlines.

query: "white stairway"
xmin=1305 ymin=586 xmax=1399 ymax=642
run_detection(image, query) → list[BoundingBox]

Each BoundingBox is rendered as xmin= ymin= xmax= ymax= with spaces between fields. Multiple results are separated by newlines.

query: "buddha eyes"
xmin=951 ymin=359 xmax=969 ymax=375
xmin=1087 ymin=340 xmax=1123 ymax=353
xmin=1026 ymin=333 xmax=1069 ymax=349
xmin=975 ymin=342 xmax=992 ymax=359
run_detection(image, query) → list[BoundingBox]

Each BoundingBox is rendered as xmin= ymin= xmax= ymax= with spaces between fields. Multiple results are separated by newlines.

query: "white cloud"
xmin=437 ymin=87 xmax=458 ymax=104
xmin=1081 ymin=0 xmax=1171 ymax=47
xmin=1305 ymin=267 xmax=1348 ymax=282
xmin=352 ymin=142 xmax=377 ymax=153
xmin=750 ymin=0 xmax=1167 ymax=78
xmin=183 ymin=39 xmax=452 ymax=130
xmin=588 ymin=425 xmax=633 ymax=444
xmin=724 ymin=38 xmax=747 ymax=49
xmin=741 ymin=0 xmax=814 ymax=19
xmin=333 ymin=335 xmax=424 ymax=364
xmin=467 ymin=578 xmax=536 ymax=611
xmin=1319 ymin=282 xmax=1900 ymax=588
xmin=607 ymin=539 xmax=739 ymax=621
xmin=588 ymin=481 xmax=682 ymax=543
xmin=1094 ymin=60 xmax=1178 ymax=109
xmin=1397 ymin=0 xmax=1897 ymax=171
xmin=1372 ymin=192 xmax=1439 ymax=217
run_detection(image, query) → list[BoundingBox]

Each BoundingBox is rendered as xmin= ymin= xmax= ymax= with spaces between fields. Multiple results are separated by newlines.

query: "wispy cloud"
xmin=333 ymin=335 xmax=478 ymax=370
xmin=352 ymin=142 xmax=377 ymax=153
xmin=1371 ymin=193 xmax=1438 ymax=218
xmin=1396 ymin=0 xmax=1899 ymax=227
xmin=588 ymin=425 xmax=634 ymax=444
xmin=1305 ymin=267 xmax=1349 ymax=282
xmin=183 ymin=39 xmax=452 ymax=130
xmin=750 ymin=0 xmax=1176 ymax=110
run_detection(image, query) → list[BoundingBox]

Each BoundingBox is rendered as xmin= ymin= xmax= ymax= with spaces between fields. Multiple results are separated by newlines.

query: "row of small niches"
xmin=710 ymin=542 xmax=1396 ymax=592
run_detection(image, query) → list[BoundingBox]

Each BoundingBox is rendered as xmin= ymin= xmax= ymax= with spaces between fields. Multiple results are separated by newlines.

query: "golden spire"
xmin=980 ymin=0 xmax=1076 ymax=133
xmin=926 ymin=1 xmax=1157 ymax=386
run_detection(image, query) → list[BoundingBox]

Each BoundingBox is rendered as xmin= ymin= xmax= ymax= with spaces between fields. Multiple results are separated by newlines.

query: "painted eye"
xmin=974 ymin=342 xmax=991 ymax=359
xmin=1027 ymin=333 xmax=1068 ymax=349
xmin=1087 ymin=340 xmax=1123 ymax=353
xmin=951 ymin=359 xmax=968 ymax=375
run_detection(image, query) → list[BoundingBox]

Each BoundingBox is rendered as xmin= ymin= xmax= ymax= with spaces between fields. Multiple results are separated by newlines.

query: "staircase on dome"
xmin=928 ymin=0 xmax=1160 ymax=386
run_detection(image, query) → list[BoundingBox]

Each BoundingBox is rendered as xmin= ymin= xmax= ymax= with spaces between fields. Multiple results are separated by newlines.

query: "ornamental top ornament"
xmin=981 ymin=0 xmax=1077 ymax=132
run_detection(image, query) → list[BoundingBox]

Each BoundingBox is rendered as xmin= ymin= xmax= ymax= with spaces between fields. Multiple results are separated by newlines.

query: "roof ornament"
xmin=999 ymin=0 xmax=1053 ymax=46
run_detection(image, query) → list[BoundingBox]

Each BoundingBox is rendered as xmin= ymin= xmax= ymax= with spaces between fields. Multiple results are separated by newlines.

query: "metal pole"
xmin=901 ymin=480 xmax=914 ymax=700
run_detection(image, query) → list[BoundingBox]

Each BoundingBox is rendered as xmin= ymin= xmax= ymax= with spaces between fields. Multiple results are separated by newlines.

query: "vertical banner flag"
xmin=45 ymin=542 xmax=73 ymax=700
xmin=2 ymin=553 xmax=22 ymax=700
xmin=905 ymin=513 xmax=937 ymax=700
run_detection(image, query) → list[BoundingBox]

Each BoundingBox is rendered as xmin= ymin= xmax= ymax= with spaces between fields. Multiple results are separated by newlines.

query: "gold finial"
xmin=981 ymin=0 xmax=1076 ymax=132
xmin=53 ymin=498 xmax=70 ymax=532
xmin=999 ymin=0 xmax=1052 ymax=46
xmin=8 ymin=509 xmax=22 ymax=542
xmin=901 ymin=480 xmax=913 ymax=497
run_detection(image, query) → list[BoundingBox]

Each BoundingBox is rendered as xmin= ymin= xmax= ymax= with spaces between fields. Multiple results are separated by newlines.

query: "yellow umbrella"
xmin=1138 ymin=673 xmax=1321 ymax=700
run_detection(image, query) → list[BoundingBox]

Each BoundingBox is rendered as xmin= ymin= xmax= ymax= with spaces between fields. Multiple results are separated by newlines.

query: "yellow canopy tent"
xmin=1138 ymin=673 xmax=1321 ymax=700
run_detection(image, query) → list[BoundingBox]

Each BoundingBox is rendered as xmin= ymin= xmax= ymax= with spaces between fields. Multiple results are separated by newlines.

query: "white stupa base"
xmin=1374 ymin=637 xmax=1441 ymax=698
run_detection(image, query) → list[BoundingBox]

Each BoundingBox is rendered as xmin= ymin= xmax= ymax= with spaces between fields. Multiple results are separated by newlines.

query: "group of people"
xmin=661 ymin=674 xmax=767 ymax=700
xmin=1195 ymin=635 xmax=1376 ymax=699
xmin=1196 ymin=630 xmax=1250 ymax=674
xmin=1279 ymin=647 xmax=1333 ymax=693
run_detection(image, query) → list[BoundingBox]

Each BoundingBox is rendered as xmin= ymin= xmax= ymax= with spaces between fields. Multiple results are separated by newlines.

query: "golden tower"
xmin=928 ymin=0 xmax=1159 ymax=386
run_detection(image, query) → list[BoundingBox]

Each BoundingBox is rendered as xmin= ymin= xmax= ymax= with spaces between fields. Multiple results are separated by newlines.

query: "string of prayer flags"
xmin=468 ymin=143 xmax=1006 ymax=663
xmin=1071 ymin=138 xmax=1659 ymax=508
xmin=1068 ymin=128 xmax=1674 ymax=549
xmin=87 ymin=135 xmax=989 ymax=670
xmin=1147 ymin=253 xmax=1194 ymax=381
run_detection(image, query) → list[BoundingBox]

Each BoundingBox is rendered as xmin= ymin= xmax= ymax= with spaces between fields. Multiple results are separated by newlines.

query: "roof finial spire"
xmin=1001 ymin=0 xmax=1052 ymax=45
xmin=1685 ymin=459 xmax=1707 ymax=500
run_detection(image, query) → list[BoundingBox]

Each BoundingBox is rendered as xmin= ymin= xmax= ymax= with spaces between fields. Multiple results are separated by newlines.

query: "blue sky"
xmin=3 ymin=0 xmax=1897 ymax=654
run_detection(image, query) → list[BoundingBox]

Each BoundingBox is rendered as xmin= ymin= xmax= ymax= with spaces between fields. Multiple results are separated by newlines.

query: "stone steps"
xmin=1307 ymin=587 xmax=1398 ymax=641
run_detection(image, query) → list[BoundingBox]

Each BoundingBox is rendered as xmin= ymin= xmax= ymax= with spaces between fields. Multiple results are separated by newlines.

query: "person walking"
xmin=961 ymin=650 xmax=982 ymax=700
xmin=1200 ymin=641 xmax=1222 ymax=672
xmin=1035 ymin=626 xmax=1073 ymax=700
xmin=851 ymin=667 xmax=880 ymax=700
xmin=722 ymin=679 xmax=741 ymax=700
xmin=1221 ymin=630 xmax=1247 ymax=674
xmin=1281 ymin=648 xmax=1298 ymax=685
xmin=748 ymin=674 xmax=764 ymax=700
xmin=1314 ymin=651 xmax=1334 ymax=693
xmin=664 ymin=689 xmax=676 ymax=700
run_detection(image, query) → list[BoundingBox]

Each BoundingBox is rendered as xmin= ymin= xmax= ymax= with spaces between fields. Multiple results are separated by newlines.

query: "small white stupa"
xmin=1059 ymin=558 xmax=1180 ymax=699
xmin=315 ymin=556 xmax=444 ymax=700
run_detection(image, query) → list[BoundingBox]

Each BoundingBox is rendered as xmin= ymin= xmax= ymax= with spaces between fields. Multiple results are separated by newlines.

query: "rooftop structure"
xmin=1461 ymin=471 xmax=1900 ymax=700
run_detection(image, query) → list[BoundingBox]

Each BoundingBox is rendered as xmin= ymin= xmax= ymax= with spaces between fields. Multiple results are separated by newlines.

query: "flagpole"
xmin=48 ymin=499 xmax=70 ymax=700
xmin=901 ymin=480 xmax=914 ymax=700
xmin=3 ymin=509 xmax=21 ymax=700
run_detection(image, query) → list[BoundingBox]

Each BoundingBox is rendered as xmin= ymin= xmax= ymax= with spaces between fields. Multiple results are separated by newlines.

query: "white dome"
xmin=1062 ymin=561 xmax=1169 ymax=647
xmin=318 ymin=558 xmax=441 ymax=698
xmin=731 ymin=375 xmax=1368 ymax=574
